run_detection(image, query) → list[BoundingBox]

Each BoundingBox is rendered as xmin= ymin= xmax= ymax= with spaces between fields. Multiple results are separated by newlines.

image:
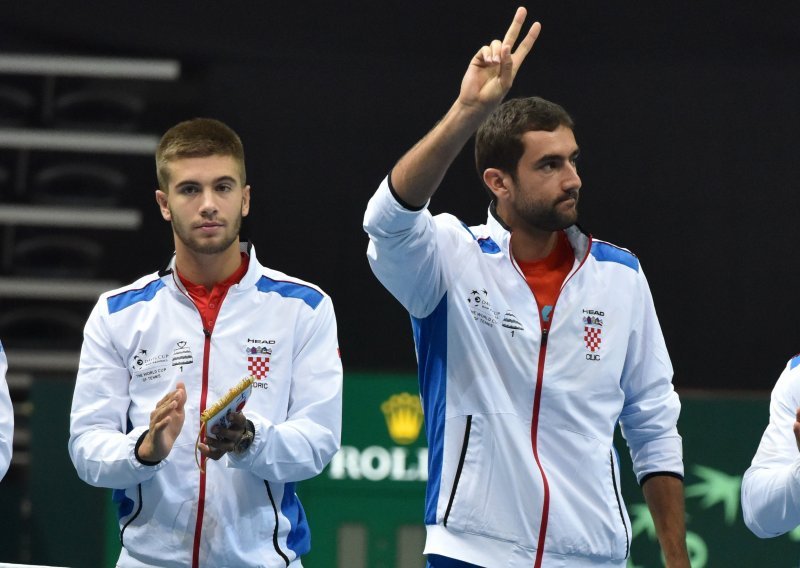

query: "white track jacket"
xmin=364 ymin=178 xmax=683 ymax=568
xmin=742 ymin=354 xmax=800 ymax=538
xmin=69 ymin=244 xmax=342 ymax=568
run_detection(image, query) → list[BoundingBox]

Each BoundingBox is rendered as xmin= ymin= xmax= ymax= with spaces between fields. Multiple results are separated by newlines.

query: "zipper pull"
xmin=203 ymin=328 xmax=211 ymax=338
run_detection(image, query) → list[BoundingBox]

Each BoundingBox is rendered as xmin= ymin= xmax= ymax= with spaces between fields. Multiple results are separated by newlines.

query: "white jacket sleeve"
xmin=741 ymin=359 xmax=800 ymax=538
xmin=68 ymin=302 xmax=166 ymax=488
xmin=0 ymin=343 xmax=12 ymax=481
xmin=227 ymin=295 xmax=342 ymax=482
xmin=363 ymin=175 xmax=449 ymax=319
xmin=618 ymin=265 xmax=684 ymax=482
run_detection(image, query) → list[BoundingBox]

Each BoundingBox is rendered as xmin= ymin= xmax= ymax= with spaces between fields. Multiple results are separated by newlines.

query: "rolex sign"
xmin=328 ymin=390 xmax=428 ymax=483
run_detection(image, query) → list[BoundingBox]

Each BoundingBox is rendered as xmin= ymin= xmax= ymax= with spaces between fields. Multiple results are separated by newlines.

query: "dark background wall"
xmin=2 ymin=0 xmax=799 ymax=391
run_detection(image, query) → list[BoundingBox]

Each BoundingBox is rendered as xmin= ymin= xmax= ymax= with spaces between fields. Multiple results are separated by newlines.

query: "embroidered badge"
xmin=130 ymin=348 xmax=170 ymax=382
xmin=584 ymin=327 xmax=602 ymax=352
xmin=243 ymin=338 xmax=275 ymax=384
xmin=581 ymin=309 xmax=605 ymax=360
xmin=466 ymin=288 xmax=500 ymax=328
xmin=501 ymin=309 xmax=524 ymax=337
xmin=171 ymin=341 xmax=194 ymax=372
xmin=247 ymin=355 xmax=270 ymax=379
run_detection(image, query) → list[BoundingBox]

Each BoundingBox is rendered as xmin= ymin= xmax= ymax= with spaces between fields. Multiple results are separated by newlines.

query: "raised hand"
xmin=138 ymin=382 xmax=187 ymax=462
xmin=389 ymin=7 xmax=542 ymax=208
xmin=458 ymin=7 xmax=541 ymax=113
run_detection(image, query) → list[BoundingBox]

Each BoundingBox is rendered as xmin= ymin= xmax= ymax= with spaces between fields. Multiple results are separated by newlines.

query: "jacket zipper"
xmin=172 ymin=268 xmax=244 ymax=567
xmin=518 ymin=232 xmax=592 ymax=568
xmin=531 ymin=327 xmax=551 ymax=568
xmin=192 ymin=326 xmax=212 ymax=568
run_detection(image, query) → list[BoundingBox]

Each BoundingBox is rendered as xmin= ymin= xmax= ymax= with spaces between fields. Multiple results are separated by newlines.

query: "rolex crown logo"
xmin=380 ymin=392 xmax=424 ymax=445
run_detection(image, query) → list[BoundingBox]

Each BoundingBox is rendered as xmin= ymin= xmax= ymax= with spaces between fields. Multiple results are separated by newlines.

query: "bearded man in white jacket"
xmin=363 ymin=8 xmax=688 ymax=568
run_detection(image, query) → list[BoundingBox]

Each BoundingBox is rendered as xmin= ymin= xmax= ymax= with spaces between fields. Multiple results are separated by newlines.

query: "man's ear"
xmin=241 ymin=185 xmax=251 ymax=218
xmin=483 ymin=168 xmax=512 ymax=202
xmin=155 ymin=189 xmax=171 ymax=221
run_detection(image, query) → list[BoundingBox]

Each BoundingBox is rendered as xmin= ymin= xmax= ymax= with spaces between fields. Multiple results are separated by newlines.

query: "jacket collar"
xmin=160 ymin=241 xmax=261 ymax=292
xmin=486 ymin=201 xmax=512 ymax=252
xmin=485 ymin=201 xmax=591 ymax=262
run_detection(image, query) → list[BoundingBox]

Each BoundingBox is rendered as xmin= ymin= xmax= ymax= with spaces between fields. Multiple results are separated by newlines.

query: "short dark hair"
xmin=156 ymin=118 xmax=246 ymax=191
xmin=475 ymin=97 xmax=574 ymax=193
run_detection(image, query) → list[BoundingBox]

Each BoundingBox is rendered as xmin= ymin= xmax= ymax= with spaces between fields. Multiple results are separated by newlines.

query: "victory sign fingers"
xmin=461 ymin=7 xmax=542 ymax=111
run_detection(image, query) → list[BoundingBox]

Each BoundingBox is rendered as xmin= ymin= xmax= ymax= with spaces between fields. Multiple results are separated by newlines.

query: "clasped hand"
xmin=137 ymin=382 xmax=247 ymax=463
xmin=199 ymin=410 xmax=248 ymax=461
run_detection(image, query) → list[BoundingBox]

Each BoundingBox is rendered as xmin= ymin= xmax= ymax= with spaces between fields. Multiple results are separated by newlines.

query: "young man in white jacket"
xmin=69 ymin=118 xmax=342 ymax=568
xmin=742 ymin=354 xmax=800 ymax=537
xmin=363 ymin=8 xmax=688 ymax=568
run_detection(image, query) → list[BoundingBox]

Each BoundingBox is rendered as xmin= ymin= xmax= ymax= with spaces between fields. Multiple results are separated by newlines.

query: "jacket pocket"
xmin=443 ymin=414 xmax=472 ymax=527
xmin=544 ymin=430 xmax=631 ymax=560
xmin=609 ymin=448 xmax=630 ymax=559
xmin=114 ymin=485 xmax=142 ymax=547
xmin=119 ymin=474 xmax=197 ymax=564
xmin=441 ymin=413 xmax=543 ymax=546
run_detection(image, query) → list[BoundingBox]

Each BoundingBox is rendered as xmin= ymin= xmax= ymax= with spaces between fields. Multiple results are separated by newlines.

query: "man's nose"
xmin=563 ymin=163 xmax=581 ymax=191
xmin=199 ymin=188 xmax=218 ymax=214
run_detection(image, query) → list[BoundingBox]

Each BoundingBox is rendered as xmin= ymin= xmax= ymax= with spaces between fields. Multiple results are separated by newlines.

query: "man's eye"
xmin=217 ymin=184 xmax=233 ymax=192
xmin=180 ymin=186 xmax=200 ymax=194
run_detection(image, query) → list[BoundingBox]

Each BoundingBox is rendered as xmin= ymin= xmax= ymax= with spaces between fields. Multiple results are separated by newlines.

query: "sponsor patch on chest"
xmin=244 ymin=338 xmax=275 ymax=390
xmin=582 ymin=309 xmax=604 ymax=361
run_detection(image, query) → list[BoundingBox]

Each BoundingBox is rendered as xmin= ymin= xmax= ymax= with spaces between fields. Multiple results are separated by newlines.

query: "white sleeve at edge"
xmin=741 ymin=361 xmax=800 ymax=538
xmin=0 ymin=346 xmax=12 ymax=481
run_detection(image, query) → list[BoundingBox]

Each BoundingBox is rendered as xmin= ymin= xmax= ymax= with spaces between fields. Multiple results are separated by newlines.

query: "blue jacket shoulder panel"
xmin=255 ymin=275 xmax=324 ymax=310
xmin=106 ymin=279 xmax=166 ymax=314
xmin=590 ymin=240 xmax=639 ymax=272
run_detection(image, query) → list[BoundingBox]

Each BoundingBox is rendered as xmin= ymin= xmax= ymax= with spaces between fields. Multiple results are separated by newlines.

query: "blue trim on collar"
xmin=477 ymin=237 xmax=501 ymax=254
xmin=590 ymin=241 xmax=639 ymax=272
xmin=255 ymin=276 xmax=323 ymax=309
xmin=790 ymin=354 xmax=800 ymax=370
xmin=459 ymin=222 xmax=476 ymax=239
xmin=460 ymin=222 xmax=501 ymax=254
xmin=107 ymin=280 xmax=165 ymax=314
